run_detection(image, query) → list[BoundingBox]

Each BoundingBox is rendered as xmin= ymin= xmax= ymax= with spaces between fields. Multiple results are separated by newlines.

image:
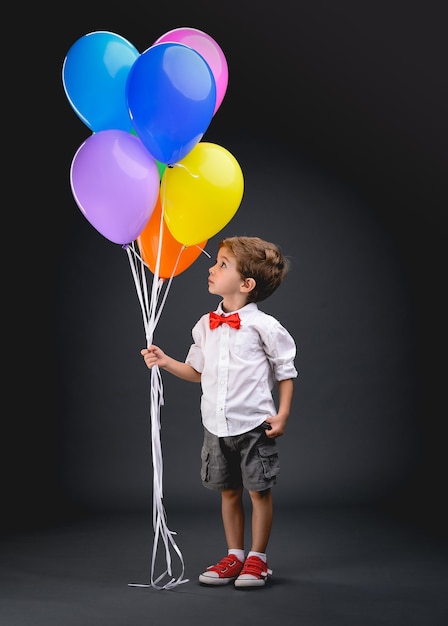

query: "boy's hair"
xmin=218 ymin=236 xmax=290 ymax=303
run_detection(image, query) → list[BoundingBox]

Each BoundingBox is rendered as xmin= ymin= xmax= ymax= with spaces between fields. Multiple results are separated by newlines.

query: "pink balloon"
xmin=154 ymin=27 xmax=228 ymax=115
xmin=70 ymin=130 xmax=160 ymax=244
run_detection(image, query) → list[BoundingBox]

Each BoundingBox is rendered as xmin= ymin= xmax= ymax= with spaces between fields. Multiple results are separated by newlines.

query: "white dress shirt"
xmin=185 ymin=302 xmax=298 ymax=437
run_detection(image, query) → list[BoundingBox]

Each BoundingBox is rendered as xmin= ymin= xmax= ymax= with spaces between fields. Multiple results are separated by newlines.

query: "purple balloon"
xmin=70 ymin=130 xmax=160 ymax=244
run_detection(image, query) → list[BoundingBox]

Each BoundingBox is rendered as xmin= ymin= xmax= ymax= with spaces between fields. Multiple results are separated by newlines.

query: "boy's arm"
xmin=141 ymin=346 xmax=201 ymax=382
xmin=265 ymin=378 xmax=294 ymax=437
xmin=161 ymin=355 xmax=201 ymax=382
xmin=277 ymin=378 xmax=294 ymax=417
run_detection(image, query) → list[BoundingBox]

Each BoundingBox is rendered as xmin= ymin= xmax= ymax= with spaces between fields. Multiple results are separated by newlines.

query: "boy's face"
xmin=208 ymin=247 xmax=245 ymax=298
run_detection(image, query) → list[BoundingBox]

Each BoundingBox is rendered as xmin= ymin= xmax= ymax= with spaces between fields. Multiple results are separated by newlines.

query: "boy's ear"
xmin=241 ymin=277 xmax=256 ymax=293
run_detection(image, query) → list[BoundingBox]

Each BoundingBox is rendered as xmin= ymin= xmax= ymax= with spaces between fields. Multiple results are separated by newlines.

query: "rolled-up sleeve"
xmin=186 ymin=343 xmax=204 ymax=373
xmin=263 ymin=322 xmax=298 ymax=381
xmin=185 ymin=321 xmax=205 ymax=373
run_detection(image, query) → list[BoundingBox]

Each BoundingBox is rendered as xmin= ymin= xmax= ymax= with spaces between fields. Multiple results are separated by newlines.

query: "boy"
xmin=141 ymin=236 xmax=298 ymax=587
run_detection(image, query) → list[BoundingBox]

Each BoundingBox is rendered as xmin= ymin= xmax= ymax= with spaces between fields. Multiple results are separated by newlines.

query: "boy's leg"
xmin=199 ymin=487 xmax=245 ymax=585
xmin=233 ymin=488 xmax=273 ymax=587
xmin=221 ymin=486 xmax=245 ymax=549
xmin=248 ymin=488 xmax=272 ymax=553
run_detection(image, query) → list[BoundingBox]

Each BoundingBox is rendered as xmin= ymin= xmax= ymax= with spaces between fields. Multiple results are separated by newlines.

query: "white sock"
xmin=228 ymin=548 xmax=245 ymax=562
xmin=248 ymin=550 xmax=267 ymax=563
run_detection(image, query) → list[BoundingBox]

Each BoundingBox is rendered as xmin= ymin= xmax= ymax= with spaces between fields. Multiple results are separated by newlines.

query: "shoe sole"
xmin=199 ymin=574 xmax=238 ymax=585
xmin=234 ymin=578 xmax=267 ymax=588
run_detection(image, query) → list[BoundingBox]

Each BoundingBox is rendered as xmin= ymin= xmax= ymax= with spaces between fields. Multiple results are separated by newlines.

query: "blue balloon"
xmin=62 ymin=31 xmax=139 ymax=132
xmin=127 ymin=42 xmax=217 ymax=165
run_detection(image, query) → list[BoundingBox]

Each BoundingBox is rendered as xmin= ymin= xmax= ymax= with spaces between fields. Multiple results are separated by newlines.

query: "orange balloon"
xmin=137 ymin=194 xmax=207 ymax=278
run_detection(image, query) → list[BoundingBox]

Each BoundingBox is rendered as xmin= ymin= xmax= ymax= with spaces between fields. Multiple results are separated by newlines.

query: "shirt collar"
xmin=215 ymin=301 xmax=258 ymax=320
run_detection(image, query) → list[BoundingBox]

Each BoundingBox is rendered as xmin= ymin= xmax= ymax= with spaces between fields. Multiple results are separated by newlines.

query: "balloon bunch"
xmin=62 ymin=27 xmax=243 ymax=591
xmin=63 ymin=28 xmax=244 ymax=274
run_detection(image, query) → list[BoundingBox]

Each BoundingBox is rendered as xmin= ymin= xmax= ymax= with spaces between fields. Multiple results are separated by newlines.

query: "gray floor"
xmin=2 ymin=505 xmax=447 ymax=626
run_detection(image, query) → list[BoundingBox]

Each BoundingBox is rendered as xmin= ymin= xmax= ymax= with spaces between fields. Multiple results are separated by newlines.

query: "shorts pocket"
xmin=257 ymin=444 xmax=280 ymax=479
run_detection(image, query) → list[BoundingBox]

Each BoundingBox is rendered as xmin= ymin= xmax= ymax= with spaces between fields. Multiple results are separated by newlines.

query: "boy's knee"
xmin=248 ymin=488 xmax=271 ymax=500
xmin=222 ymin=486 xmax=244 ymax=500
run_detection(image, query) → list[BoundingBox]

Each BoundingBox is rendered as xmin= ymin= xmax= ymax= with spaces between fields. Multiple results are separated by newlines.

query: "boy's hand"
xmin=140 ymin=345 xmax=166 ymax=369
xmin=263 ymin=414 xmax=288 ymax=438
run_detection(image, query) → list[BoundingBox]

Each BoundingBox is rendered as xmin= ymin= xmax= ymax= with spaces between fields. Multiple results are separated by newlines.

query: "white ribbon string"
xmin=125 ymin=193 xmax=189 ymax=590
xmin=123 ymin=170 xmax=211 ymax=589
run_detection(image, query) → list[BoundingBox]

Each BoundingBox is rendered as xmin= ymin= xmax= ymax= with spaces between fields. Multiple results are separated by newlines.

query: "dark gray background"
xmin=8 ymin=0 xmax=447 ymax=536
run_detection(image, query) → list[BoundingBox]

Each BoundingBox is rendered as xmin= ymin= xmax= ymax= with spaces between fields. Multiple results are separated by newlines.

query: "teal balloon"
xmin=127 ymin=42 xmax=216 ymax=165
xmin=63 ymin=31 xmax=139 ymax=132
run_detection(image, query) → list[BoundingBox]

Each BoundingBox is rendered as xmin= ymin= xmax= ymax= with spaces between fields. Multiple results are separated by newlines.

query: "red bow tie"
xmin=209 ymin=311 xmax=241 ymax=330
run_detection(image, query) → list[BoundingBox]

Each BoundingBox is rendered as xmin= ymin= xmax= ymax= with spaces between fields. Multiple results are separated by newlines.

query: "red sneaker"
xmin=199 ymin=554 xmax=244 ymax=585
xmin=234 ymin=555 xmax=273 ymax=588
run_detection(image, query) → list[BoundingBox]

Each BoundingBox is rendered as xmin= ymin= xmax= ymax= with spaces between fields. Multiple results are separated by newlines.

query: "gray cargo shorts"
xmin=200 ymin=425 xmax=280 ymax=492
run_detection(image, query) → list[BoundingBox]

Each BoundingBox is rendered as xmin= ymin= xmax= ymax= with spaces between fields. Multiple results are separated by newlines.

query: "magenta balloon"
xmin=70 ymin=130 xmax=160 ymax=244
xmin=154 ymin=27 xmax=228 ymax=115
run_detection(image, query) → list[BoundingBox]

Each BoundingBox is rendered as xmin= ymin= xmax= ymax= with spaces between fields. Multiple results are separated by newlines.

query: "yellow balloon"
xmin=162 ymin=142 xmax=244 ymax=246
